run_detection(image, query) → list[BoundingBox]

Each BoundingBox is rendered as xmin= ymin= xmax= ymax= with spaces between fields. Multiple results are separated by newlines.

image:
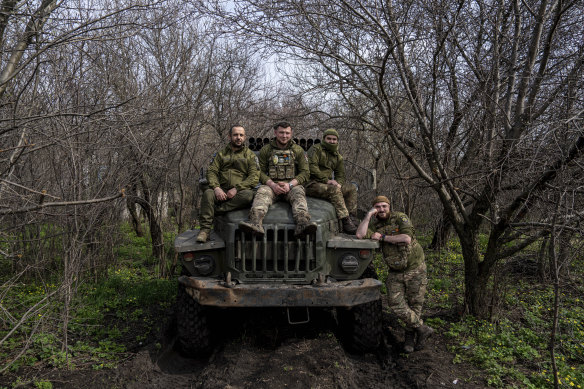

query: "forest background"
xmin=0 ymin=0 xmax=582 ymax=387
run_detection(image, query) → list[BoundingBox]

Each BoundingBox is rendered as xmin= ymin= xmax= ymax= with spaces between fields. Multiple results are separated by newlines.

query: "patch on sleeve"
xmin=400 ymin=215 xmax=410 ymax=223
xmin=254 ymin=155 xmax=259 ymax=168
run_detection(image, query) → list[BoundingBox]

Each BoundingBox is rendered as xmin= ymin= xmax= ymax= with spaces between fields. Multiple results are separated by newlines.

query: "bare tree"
xmin=210 ymin=0 xmax=584 ymax=316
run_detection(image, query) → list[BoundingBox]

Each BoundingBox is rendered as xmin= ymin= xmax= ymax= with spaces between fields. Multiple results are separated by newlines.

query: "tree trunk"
xmin=459 ymin=229 xmax=491 ymax=318
xmin=429 ymin=209 xmax=452 ymax=250
xmin=132 ymin=183 xmax=165 ymax=262
xmin=126 ymin=184 xmax=144 ymax=237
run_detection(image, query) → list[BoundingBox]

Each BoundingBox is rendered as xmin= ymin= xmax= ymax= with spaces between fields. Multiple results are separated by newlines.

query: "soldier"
xmin=196 ymin=125 xmax=259 ymax=243
xmin=356 ymin=195 xmax=434 ymax=353
xmin=305 ymin=128 xmax=357 ymax=234
xmin=239 ymin=121 xmax=317 ymax=237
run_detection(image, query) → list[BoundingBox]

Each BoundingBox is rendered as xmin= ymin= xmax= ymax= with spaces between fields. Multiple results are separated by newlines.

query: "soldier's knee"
xmin=342 ymin=183 xmax=357 ymax=195
xmin=201 ymin=188 xmax=216 ymax=203
xmin=238 ymin=189 xmax=254 ymax=202
xmin=326 ymin=185 xmax=341 ymax=196
xmin=256 ymin=185 xmax=272 ymax=198
xmin=289 ymin=185 xmax=306 ymax=198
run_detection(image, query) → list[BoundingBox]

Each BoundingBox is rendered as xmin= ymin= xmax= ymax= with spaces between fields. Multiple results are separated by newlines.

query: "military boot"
xmin=238 ymin=209 xmax=265 ymax=236
xmin=294 ymin=212 xmax=317 ymax=237
xmin=196 ymin=229 xmax=210 ymax=243
xmin=403 ymin=329 xmax=416 ymax=353
xmin=415 ymin=324 xmax=435 ymax=351
xmin=341 ymin=216 xmax=357 ymax=234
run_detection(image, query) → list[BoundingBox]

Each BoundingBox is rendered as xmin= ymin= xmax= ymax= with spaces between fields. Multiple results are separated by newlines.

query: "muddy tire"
xmin=176 ymin=283 xmax=212 ymax=357
xmin=337 ymin=299 xmax=383 ymax=353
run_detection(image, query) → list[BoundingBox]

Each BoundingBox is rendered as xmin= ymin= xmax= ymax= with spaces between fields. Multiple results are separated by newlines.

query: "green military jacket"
xmin=206 ymin=145 xmax=259 ymax=191
xmin=365 ymin=211 xmax=425 ymax=271
xmin=258 ymin=139 xmax=310 ymax=185
xmin=307 ymin=143 xmax=346 ymax=185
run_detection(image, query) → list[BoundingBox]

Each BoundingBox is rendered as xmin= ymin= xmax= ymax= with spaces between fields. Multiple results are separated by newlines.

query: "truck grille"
xmin=234 ymin=226 xmax=317 ymax=282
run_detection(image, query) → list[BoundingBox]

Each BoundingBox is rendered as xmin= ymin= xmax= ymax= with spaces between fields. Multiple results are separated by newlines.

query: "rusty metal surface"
xmin=326 ymin=235 xmax=379 ymax=249
xmin=174 ymin=229 xmax=225 ymax=252
xmin=178 ymin=275 xmax=381 ymax=308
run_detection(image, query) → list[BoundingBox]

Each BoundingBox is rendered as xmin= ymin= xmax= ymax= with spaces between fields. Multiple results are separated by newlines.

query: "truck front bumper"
xmin=178 ymin=276 xmax=382 ymax=308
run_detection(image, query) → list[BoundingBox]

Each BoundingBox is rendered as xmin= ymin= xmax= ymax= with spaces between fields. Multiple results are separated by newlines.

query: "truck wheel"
xmin=176 ymin=283 xmax=212 ymax=357
xmin=337 ymin=299 xmax=383 ymax=353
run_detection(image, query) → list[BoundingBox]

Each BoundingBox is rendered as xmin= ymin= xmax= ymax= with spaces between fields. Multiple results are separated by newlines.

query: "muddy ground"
xmin=6 ymin=297 xmax=488 ymax=389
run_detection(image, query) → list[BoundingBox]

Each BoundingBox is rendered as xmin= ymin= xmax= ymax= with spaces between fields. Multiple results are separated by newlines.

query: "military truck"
xmin=174 ymin=138 xmax=382 ymax=356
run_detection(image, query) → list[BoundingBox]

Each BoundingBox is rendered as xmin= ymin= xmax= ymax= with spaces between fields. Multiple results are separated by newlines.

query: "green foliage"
xmin=430 ymin=235 xmax=584 ymax=388
xmin=33 ymin=380 xmax=52 ymax=389
xmin=0 ymin=223 xmax=177 ymax=378
xmin=115 ymin=223 xmax=158 ymax=266
xmin=425 ymin=243 xmax=464 ymax=310
xmin=372 ymin=253 xmax=388 ymax=294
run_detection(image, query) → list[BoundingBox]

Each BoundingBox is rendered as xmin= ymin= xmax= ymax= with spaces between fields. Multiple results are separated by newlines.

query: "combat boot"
xmin=415 ymin=324 xmax=435 ymax=351
xmin=403 ymin=329 xmax=415 ymax=353
xmin=196 ymin=229 xmax=210 ymax=243
xmin=341 ymin=216 xmax=357 ymax=234
xmin=294 ymin=212 xmax=317 ymax=237
xmin=238 ymin=209 xmax=265 ymax=236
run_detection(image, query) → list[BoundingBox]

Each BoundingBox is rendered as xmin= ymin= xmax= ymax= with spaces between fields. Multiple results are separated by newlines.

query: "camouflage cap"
xmin=323 ymin=128 xmax=339 ymax=139
xmin=372 ymin=195 xmax=390 ymax=206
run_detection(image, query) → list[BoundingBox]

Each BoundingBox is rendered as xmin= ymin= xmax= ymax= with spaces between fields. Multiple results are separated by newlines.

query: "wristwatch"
xmin=289 ymin=183 xmax=294 ymax=189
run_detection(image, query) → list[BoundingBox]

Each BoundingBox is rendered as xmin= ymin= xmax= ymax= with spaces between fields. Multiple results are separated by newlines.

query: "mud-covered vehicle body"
xmin=175 ymin=140 xmax=382 ymax=356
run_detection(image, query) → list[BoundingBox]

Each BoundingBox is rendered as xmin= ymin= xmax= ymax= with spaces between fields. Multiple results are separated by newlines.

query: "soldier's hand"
xmin=367 ymin=207 xmax=378 ymax=217
xmin=226 ymin=188 xmax=237 ymax=199
xmin=275 ymin=181 xmax=289 ymax=195
xmin=327 ymin=179 xmax=341 ymax=188
xmin=214 ymin=187 xmax=227 ymax=201
xmin=371 ymin=232 xmax=382 ymax=241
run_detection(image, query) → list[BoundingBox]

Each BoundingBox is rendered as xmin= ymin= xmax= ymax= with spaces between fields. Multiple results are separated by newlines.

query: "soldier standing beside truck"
xmin=356 ymin=195 xmax=434 ymax=353
xmin=305 ymin=128 xmax=358 ymax=234
xmin=196 ymin=125 xmax=259 ymax=243
xmin=239 ymin=121 xmax=317 ymax=237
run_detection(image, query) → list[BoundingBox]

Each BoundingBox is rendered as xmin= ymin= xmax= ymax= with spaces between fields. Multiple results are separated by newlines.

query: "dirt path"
xmin=38 ymin=306 xmax=486 ymax=389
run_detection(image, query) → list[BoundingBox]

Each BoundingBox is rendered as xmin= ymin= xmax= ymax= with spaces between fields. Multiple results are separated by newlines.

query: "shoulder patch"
xmin=400 ymin=215 xmax=409 ymax=223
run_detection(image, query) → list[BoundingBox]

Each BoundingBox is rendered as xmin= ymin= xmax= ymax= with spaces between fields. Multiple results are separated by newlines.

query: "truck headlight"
xmin=194 ymin=255 xmax=215 ymax=275
xmin=340 ymin=253 xmax=359 ymax=273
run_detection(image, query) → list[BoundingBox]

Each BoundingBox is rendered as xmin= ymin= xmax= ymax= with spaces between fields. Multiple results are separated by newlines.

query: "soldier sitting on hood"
xmin=197 ymin=125 xmax=259 ymax=243
xmin=239 ymin=121 xmax=317 ymax=237
xmin=305 ymin=128 xmax=357 ymax=234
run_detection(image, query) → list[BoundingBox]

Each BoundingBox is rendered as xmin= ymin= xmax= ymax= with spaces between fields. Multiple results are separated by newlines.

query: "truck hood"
xmin=223 ymin=196 xmax=338 ymax=224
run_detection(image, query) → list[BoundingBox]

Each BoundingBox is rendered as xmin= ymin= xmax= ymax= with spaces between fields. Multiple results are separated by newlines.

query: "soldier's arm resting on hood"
xmin=356 ymin=208 xmax=376 ymax=239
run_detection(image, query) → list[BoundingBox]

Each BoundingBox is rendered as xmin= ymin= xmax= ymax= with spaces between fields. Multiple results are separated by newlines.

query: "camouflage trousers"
xmin=251 ymin=184 xmax=309 ymax=219
xmin=385 ymin=262 xmax=428 ymax=330
xmin=305 ymin=182 xmax=357 ymax=219
xmin=199 ymin=188 xmax=254 ymax=230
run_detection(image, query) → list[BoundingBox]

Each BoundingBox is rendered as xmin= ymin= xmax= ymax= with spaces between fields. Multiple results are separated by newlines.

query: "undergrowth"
xmin=0 ymin=223 xmax=177 ymax=385
xmin=423 ymin=237 xmax=584 ymax=388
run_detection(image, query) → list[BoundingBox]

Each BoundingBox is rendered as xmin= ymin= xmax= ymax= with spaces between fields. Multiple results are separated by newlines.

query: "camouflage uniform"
xmin=305 ymin=142 xmax=357 ymax=219
xmin=365 ymin=211 xmax=427 ymax=329
xmin=252 ymin=138 xmax=310 ymax=221
xmin=199 ymin=144 xmax=259 ymax=230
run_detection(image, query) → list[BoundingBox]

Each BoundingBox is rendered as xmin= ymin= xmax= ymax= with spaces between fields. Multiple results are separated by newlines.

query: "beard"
xmin=376 ymin=212 xmax=389 ymax=221
xmin=230 ymin=140 xmax=243 ymax=149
